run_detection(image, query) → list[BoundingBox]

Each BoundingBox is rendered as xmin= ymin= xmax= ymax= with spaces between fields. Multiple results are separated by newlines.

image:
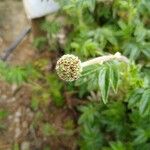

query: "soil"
xmin=0 ymin=0 xmax=77 ymax=150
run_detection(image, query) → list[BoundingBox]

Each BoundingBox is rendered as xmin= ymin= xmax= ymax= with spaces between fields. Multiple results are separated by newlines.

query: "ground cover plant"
xmin=0 ymin=0 xmax=150 ymax=149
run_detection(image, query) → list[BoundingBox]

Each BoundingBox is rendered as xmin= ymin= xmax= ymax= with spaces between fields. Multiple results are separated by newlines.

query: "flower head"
xmin=56 ymin=54 xmax=82 ymax=81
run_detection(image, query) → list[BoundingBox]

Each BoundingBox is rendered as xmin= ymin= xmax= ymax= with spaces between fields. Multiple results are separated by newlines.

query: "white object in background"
xmin=23 ymin=0 xmax=59 ymax=19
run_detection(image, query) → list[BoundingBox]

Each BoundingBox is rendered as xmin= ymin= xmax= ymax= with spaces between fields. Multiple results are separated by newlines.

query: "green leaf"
xmin=109 ymin=62 xmax=119 ymax=93
xmin=98 ymin=66 xmax=110 ymax=104
xmin=80 ymin=125 xmax=102 ymax=150
xmin=110 ymin=141 xmax=126 ymax=150
xmin=41 ymin=20 xmax=61 ymax=35
xmin=139 ymin=89 xmax=150 ymax=116
xmin=78 ymin=104 xmax=99 ymax=125
xmin=142 ymin=43 xmax=150 ymax=59
xmin=128 ymin=88 xmax=144 ymax=108
xmin=33 ymin=37 xmax=47 ymax=49
xmin=86 ymin=0 xmax=96 ymax=12
xmin=6 ymin=67 xmax=27 ymax=85
xmin=123 ymin=43 xmax=140 ymax=60
xmin=133 ymin=128 xmax=147 ymax=145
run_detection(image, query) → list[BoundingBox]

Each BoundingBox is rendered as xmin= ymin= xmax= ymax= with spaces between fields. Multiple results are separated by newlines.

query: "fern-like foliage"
xmin=0 ymin=61 xmax=38 ymax=85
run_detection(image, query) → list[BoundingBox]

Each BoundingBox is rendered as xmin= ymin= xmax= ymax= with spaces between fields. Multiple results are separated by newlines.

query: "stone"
xmin=21 ymin=141 xmax=30 ymax=150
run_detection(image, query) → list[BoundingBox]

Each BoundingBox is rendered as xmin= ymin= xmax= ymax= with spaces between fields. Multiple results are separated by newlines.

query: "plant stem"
xmin=81 ymin=52 xmax=129 ymax=68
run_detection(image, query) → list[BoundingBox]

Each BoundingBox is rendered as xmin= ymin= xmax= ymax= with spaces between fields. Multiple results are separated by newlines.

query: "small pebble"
xmin=15 ymin=127 xmax=21 ymax=138
xmin=15 ymin=111 xmax=22 ymax=117
xmin=21 ymin=141 xmax=30 ymax=150
xmin=11 ymin=84 xmax=18 ymax=93
xmin=14 ymin=117 xmax=20 ymax=123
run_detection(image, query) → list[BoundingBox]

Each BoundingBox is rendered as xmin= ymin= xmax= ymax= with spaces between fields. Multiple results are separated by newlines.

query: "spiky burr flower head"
xmin=56 ymin=54 xmax=82 ymax=82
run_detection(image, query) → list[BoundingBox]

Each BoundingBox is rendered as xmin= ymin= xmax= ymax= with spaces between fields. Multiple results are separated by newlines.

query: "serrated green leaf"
xmin=86 ymin=0 xmax=96 ymax=12
xmin=98 ymin=66 xmax=110 ymax=104
xmin=133 ymin=128 xmax=147 ymax=144
xmin=6 ymin=67 xmax=27 ymax=85
xmin=139 ymin=89 xmax=150 ymax=116
xmin=142 ymin=45 xmax=150 ymax=59
xmin=123 ymin=43 xmax=140 ymax=60
xmin=128 ymin=88 xmax=144 ymax=108
xmin=110 ymin=141 xmax=126 ymax=150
